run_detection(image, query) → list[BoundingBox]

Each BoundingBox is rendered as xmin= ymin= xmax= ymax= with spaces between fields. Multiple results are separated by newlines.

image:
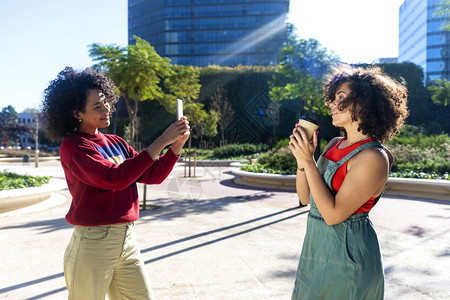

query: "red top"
xmin=323 ymin=137 xmax=387 ymax=214
xmin=60 ymin=131 xmax=179 ymax=226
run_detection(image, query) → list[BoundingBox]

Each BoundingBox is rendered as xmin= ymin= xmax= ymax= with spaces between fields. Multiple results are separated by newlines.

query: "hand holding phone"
xmin=177 ymin=99 xmax=183 ymax=120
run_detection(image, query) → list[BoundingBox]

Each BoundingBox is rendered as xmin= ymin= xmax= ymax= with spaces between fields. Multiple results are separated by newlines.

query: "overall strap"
xmin=322 ymin=141 xmax=383 ymax=192
xmin=321 ymin=137 xmax=343 ymax=156
xmin=334 ymin=141 xmax=383 ymax=169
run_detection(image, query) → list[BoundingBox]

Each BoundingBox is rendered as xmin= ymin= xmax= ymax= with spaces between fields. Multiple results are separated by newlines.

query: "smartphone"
xmin=177 ymin=99 xmax=183 ymax=120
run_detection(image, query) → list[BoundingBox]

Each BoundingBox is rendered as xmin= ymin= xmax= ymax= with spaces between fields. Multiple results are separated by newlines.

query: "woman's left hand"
xmin=170 ymin=117 xmax=190 ymax=155
xmin=176 ymin=117 xmax=190 ymax=143
xmin=288 ymin=125 xmax=318 ymax=166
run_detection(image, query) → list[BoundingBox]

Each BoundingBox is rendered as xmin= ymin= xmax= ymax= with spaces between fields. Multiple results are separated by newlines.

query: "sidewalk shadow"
xmin=139 ymin=191 xmax=281 ymax=222
xmin=141 ymin=206 xmax=309 ymax=264
xmin=0 ymin=272 xmax=65 ymax=298
xmin=0 ymin=217 xmax=70 ymax=233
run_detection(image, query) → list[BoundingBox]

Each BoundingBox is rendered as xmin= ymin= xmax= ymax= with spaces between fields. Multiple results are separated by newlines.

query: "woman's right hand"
xmin=289 ymin=125 xmax=318 ymax=167
xmin=145 ymin=117 xmax=190 ymax=160
xmin=159 ymin=117 xmax=190 ymax=146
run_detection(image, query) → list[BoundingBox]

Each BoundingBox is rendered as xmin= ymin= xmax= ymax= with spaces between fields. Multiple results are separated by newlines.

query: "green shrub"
xmin=274 ymin=138 xmax=289 ymax=149
xmin=178 ymin=148 xmax=214 ymax=160
xmin=388 ymin=133 xmax=449 ymax=149
xmin=242 ymin=132 xmax=450 ymax=180
xmin=240 ymin=163 xmax=286 ymax=174
xmin=213 ymin=143 xmax=269 ymax=159
xmin=387 ymin=137 xmax=450 ymax=177
xmin=0 ymin=171 xmax=50 ymax=191
xmin=242 ymin=146 xmax=296 ymax=175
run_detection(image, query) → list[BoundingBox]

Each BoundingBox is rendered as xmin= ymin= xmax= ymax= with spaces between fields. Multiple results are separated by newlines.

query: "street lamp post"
xmin=35 ymin=121 xmax=39 ymax=168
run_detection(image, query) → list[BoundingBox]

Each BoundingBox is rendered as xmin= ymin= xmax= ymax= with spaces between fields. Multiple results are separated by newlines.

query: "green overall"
xmin=291 ymin=140 xmax=385 ymax=300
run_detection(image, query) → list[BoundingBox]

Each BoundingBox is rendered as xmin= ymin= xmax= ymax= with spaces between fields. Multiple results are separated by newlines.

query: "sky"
xmin=0 ymin=0 xmax=404 ymax=113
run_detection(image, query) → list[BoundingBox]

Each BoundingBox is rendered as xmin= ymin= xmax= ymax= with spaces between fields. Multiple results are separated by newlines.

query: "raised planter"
xmin=0 ymin=178 xmax=67 ymax=214
xmin=232 ymin=169 xmax=296 ymax=191
xmin=0 ymin=193 xmax=52 ymax=213
xmin=385 ymin=177 xmax=450 ymax=201
xmin=0 ymin=156 xmax=60 ymax=163
xmin=179 ymin=159 xmax=244 ymax=167
xmin=231 ymin=168 xmax=450 ymax=201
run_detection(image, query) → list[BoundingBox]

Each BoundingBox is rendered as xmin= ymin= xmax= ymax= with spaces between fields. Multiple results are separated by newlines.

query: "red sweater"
xmin=60 ymin=131 xmax=179 ymax=226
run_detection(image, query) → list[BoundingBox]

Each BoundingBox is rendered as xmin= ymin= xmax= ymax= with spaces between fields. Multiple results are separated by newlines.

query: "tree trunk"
xmin=133 ymin=97 xmax=139 ymax=149
xmin=130 ymin=115 xmax=136 ymax=149
xmin=188 ymin=134 xmax=192 ymax=177
xmin=123 ymin=95 xmax=137 ymax=149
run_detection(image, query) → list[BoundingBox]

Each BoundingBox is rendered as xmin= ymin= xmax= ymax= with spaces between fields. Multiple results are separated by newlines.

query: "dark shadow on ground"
xmin=25 ymin=287 xmax=67 ymax=300
xmin=142 ymin=207 xmax=308 ymax=264
xmin=139 ymin=187 xmax=287 ymax=221
xmin=0 ymin=217 xmax=70 ymax=233
xmin=0 ymin=272 xmax=65 ymax=296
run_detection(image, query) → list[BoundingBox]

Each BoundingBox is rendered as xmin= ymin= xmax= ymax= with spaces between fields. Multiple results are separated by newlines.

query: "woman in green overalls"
xmin=289 ymin=64 xmax=409 ymax=300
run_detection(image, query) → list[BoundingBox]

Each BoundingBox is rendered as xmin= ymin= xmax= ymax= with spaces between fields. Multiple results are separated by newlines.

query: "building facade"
xmin=399 ymin=0 xmax=450 ymax=82
xmin=128 ymin=0 xmax=290 ymax=66
xmin=372 ymin=57 xmax=398 ymax=64
xmin=17 ymin=112 xmax=37 ymax=149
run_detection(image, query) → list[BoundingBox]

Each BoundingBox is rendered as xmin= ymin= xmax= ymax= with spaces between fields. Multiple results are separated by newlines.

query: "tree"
xmin=161 ymin=65 xmax=201 ymax=106
xmin=211 ymin=86 xmax=234 ymax=145
xmin=161 ymin=65 xmax=206 ymax=152
xmin=269 ymin=23 xmax=339 ymax=119
xmin=0 ymin=105 xmax=22 ymax=146
xmin=428 ymin=78 xmax=450 ymax=106
xmin=378 ymin=62 xmax=429 ymax=125
xmin=434 ymin=0 xmax=450 ymax=31
xmin=204 ymin=110 xmax=219 ymax=138
xmin=89 ymin=36 xmax=172 ymax=148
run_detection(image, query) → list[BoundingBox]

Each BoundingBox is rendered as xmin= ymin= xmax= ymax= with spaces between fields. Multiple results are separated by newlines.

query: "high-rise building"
xmin=399 ymin=0 xmax=450 ymax=82
xmin=128 ymin=0 xmax=290 ymax=66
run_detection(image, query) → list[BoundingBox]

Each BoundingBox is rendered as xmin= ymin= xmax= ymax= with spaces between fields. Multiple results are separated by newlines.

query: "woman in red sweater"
xmin=41 ymin=67 xmax=190 ymax=299
xmin=289 ymin=64 xmax=409 ymax=299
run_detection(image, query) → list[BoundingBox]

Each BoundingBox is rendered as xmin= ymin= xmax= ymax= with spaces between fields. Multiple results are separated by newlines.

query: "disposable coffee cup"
xmin=298 ymin=116 xmax=319 ymax=141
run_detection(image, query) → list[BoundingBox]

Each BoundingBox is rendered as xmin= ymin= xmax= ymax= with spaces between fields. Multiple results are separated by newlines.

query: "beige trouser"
xmin=64 ymin=222 xmax=153 ymax=300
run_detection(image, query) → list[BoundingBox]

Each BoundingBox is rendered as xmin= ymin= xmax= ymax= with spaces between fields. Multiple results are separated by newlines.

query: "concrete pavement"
xmin=0 ymin=161 xmax=449 ymax=299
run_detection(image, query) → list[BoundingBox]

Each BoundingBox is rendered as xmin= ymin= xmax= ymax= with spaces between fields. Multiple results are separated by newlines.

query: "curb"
xmin=0 ymin=178 xmax=68 ymax=215
xmin=385 ymin=177 xmax=450 ymax=201
xmin=179 ymin=159 xmax=244 ymax=167
xmin=0 ymin=156 xmax=60 ymax=163
xmin=231 ymin=168 xmax=450 ymax=202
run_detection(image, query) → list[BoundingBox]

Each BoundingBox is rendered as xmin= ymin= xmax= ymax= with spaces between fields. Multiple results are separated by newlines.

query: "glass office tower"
xmin=399 ymin=0 xmax=449 ymax=82
xmin=128 ymin=0 xmax=290 ymax=66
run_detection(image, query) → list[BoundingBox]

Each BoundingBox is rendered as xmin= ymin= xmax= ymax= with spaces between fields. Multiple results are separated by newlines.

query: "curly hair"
xmin=41 ymin=67 xmax=119 ymax=141
xmin=323 ymin=64 xmax=409 ymax=143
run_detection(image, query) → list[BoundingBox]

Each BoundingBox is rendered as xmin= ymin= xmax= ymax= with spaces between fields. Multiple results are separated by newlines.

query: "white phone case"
xmin=177 ymin=99 xmax=183 ymax=119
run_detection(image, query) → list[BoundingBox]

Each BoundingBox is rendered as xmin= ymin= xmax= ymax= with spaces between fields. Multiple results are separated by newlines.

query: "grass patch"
xmin=0 ymin=171 xmax=50 ymax=191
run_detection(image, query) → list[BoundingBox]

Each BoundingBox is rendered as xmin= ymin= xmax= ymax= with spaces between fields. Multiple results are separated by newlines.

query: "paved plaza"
xmin=0 ymin=160 xmax=449 ymax=299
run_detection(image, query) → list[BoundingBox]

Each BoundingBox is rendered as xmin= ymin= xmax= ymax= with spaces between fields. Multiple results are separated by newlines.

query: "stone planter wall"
xmin=231 ymin=169 xmax=450 ymax=202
